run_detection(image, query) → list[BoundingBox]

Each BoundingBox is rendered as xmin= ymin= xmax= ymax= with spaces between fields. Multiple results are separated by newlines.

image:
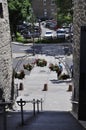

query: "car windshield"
xmin=46 ymin=32 xmax=52 ymax=34
xmin=57 ymin=30 xmax=65 ymax=33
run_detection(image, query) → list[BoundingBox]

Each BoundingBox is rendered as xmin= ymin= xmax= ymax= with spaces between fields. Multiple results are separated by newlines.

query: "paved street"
xmin=12 ymin=42 xmax=72 ymax=55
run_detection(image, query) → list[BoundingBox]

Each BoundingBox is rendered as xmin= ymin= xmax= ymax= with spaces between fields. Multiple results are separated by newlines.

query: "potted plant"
xmin=36 ymin=59 xmax=47 ymax=67
xmin=58 ymin=73 xmax=70 ymax=80
xmin=49 ymin=63 xmax=59 ymax=72
xmin=14 ymin=70 xmax=25 ymax=79
xmin=23 ymin=63 xmax=34 ymax=71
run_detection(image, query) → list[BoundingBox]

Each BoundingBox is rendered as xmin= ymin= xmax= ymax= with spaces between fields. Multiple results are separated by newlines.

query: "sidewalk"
xmin=14 ymin=54 xmax=72 ymax=111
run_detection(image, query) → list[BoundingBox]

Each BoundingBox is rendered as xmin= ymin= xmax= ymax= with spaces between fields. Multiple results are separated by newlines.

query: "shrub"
xmin=49 ymin=63 xmax=59 ymax=72
xmin=36 ymin=59 xmax=47 ymax=67
xmin=35 ymin=37 xmax=66 ymax=43
xmin=16 ymin=32 xmax=32 ymax=43
xmin=58 ymin=73 xmax=70 ymax=80
xmin=14 ymin=70 xmax=25 ymax=79
xmin=23 ymin=63 xmax=34 ymax=71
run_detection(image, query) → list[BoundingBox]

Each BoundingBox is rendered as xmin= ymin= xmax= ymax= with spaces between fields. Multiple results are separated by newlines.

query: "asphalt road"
xmin=12 ymin=43 xmax=72 ymax=55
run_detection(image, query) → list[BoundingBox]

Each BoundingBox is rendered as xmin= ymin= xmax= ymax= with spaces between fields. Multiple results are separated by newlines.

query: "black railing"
xmin=0 ymin=98 xmax=43 ymax=129
xmin=17 ymin=98 xmax=43 ymax=125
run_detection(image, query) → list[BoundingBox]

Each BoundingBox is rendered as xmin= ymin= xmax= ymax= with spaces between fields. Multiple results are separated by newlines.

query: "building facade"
xmin=0 ymin=0 xmax=12 ymax=101
xmin=31 ymin=0 xmax=57 ymax=20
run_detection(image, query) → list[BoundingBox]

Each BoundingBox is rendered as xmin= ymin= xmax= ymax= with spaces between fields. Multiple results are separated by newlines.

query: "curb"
xmin=12 ymin=41 xmax=33 ymax=46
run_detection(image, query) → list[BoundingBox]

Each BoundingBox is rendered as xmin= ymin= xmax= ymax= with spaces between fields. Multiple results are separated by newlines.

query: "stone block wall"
xmin=0 ymin=0 xmax=12 ymax=101
xmin=73 ymin=0 xmax=86 ymax=113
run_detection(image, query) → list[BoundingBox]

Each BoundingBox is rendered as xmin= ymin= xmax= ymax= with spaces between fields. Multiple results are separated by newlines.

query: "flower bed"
xmin=36 ymin=59 xmax=47 ymax=67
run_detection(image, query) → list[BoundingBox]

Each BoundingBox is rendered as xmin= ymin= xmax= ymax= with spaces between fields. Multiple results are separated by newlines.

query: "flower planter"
xmin=36 ymin=59 xmax=47 ymax=67
xmin=49 ymin=63 xmax=59 ymax=72
xmin=23 ymin=63 xmax=33 ymax=71
xmin=14 ymin=70 xmax=25 ymax=79
xmin=58 ymin=73 xmax=70 ymax=80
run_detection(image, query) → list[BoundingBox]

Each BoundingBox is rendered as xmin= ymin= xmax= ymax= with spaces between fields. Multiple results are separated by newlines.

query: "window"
xmin=44 ymin=9 xmax=47 ymax=17
xmin=0 ymin=3 xmax=3 ymax=18
xmin=43 ymin=0 xmax=46 ymax=6
xmin=51 ymin=0 xmax=55 ymax=5
xmin=51 ymin=8 xmax=54 ymax=14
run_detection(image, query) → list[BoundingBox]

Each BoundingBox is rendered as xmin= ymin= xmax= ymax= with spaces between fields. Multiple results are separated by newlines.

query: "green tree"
xmin=55 ymin=0 xmax=73 ymax=26
xmin=56 ymin=0 xmax=72 ymax=14
xmin=7 ymin=0 xmax=31 ymax=37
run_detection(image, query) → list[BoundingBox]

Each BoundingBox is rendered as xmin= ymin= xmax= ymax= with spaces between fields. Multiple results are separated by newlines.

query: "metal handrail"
xmin=0 ymin=98 xmax=44 ymax=128
xmin=16 ymin=98 xmax=43 ymax=125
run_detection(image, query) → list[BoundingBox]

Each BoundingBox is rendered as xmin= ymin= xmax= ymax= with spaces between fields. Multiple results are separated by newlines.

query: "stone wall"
xmin=73 ymin=0 xmax=86 ymax=113
xmin=0 ymin=0 xmax=12 ymax=101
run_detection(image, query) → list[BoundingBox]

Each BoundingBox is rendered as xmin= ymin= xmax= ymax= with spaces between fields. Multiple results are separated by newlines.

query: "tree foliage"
xmin=55 ymin=0 xmax=73 ymax=25
xmin=7 ymin=0 xmax=31 ymax=37
xmin=56 ymin=0 xmax=72 ymax=14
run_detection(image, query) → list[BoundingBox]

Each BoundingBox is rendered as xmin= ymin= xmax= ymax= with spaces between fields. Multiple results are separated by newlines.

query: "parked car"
xmin=65 ymin=31 xmax=73 ymax=42
xmin=31 ymin=31 xmax=41 ymax=38
xmin=56 ymin=28 xmax=66 ymax=39
xmin=23 ymin=31 xmax=32 ymax=39
xmin=45 ymin=20 xmax=57 ymax=30
xmin=44 ymin=31 xmax=53 ymax=39
xmin=65 ymin=31 xmax=70 ymax=39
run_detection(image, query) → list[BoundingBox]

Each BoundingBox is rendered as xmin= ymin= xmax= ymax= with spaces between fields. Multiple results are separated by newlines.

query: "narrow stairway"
xmin=16 ymin=111 xmax=85 ymax=130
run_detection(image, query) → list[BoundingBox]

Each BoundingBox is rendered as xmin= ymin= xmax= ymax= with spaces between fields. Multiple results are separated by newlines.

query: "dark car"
xmin=23 ymin=31 xmax=32 ymax=39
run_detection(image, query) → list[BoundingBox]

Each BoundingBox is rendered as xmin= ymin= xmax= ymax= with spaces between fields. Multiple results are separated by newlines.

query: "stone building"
xmin=73 ymin=0 xmax=86 ymax=120
xmin=0 ymin=0 xmax=12 ymax=101
xmin=31 ymin=0 xmax=57 ymax=20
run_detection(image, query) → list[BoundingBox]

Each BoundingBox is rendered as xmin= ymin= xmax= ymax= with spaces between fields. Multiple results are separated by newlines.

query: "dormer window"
xmin=0 ymin=2 xmax=3 ymax=18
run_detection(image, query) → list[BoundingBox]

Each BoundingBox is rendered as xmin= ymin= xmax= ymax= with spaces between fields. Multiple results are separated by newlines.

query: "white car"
xmin=65 ymin=31 xmax=73 ymax=41
xmin=56 ymin=28 xmax=65 ymax=39
xmin=44 ymin=31 xmax=53 ymax=39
